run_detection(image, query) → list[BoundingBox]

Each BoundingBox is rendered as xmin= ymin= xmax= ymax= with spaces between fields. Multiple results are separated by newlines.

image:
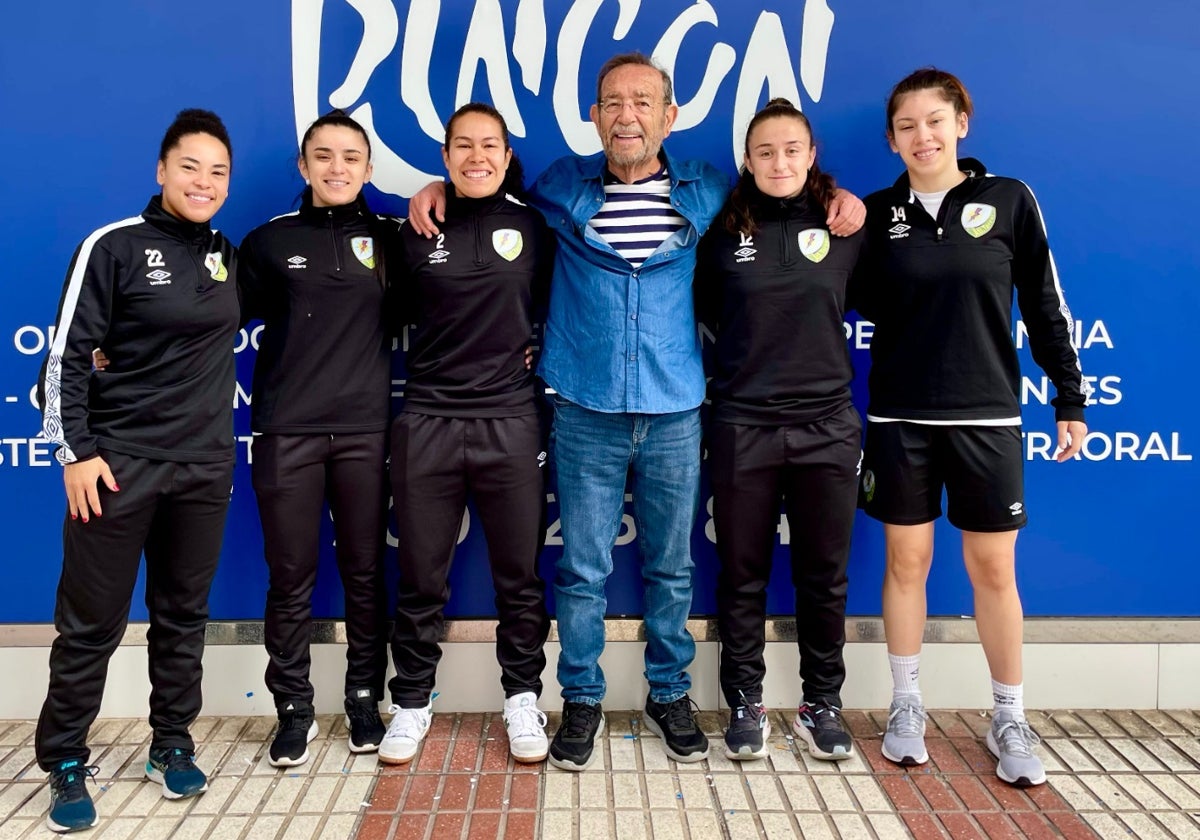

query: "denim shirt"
xmin=529 ymin=149 xmax=729 ymax=415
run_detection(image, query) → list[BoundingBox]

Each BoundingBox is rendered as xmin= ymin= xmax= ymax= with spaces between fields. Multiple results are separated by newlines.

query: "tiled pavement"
xmin=2 ymin=710 xmax=1199 ymax=839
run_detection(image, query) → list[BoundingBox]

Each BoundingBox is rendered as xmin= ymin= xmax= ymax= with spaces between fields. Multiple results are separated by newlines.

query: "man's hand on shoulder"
xmin=827 ymin=188 xmax=866 ymax=236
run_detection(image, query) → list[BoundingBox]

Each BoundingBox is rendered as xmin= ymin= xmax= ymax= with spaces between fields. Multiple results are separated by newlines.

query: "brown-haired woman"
xmin=696 ymin=98 xmax=864 ymax=763
xmin=857 ymin=68 xmax=1087 ymax=787
xmin=238 ymin=110 xmax=394 ymax=767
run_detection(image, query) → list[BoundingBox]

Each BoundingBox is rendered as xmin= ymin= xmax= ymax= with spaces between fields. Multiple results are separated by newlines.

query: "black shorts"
xmin=860 ymin=422 xmax=1026 ymax=532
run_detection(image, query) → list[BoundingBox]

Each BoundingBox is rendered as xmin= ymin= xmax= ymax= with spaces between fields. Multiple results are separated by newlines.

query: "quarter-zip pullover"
xmin=857 ymin=158 xmax=1086 ymax=423
xmin=39 ymin=196 xmax=239 ymax=464
xmin=696 ymin=190 xmax=864 ymax=425
xmin=239 ymin=190 xmax=396 ymax=433
xmin=392 ymin=190 xmax=552 ymax=417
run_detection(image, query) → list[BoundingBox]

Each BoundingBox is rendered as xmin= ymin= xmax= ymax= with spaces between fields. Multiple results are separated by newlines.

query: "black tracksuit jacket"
xmin=391 ymin=190 xmax=553 ymax=416
xmin=856 ymin=159 xmax=1086 ymax=423
xmin=238 ymin=190 xmax=395 ymax=433
xmin=39 ymin=196 xmax=239 ymax=464
xmin=696 ymin=191 xmax=865 ymax=424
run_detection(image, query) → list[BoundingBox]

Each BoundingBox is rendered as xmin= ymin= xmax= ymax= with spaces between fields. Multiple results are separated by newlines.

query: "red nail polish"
xmin=71 ymin=514 xmax=77 ymax=520
xmin=113 ymin=484 xmax=120 ymax=491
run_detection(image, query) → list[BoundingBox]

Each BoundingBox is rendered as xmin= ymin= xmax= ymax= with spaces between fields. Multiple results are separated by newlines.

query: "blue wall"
xmin=1 ymin=1 xmax=1196 ymax=621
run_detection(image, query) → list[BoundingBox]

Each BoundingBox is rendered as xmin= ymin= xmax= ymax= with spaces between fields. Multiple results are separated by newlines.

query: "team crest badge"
xmin=204 ymin=252 xmax=228 ymax=281
xmin=492 ymin=229 xmax=523 ymax=262
xmin=961 ymin=203 xmax=997 ymax=238
xmin=352 ymin=237 xmax=376 ymax=269
xmin=798 ymin=229 xmax=830 ymax=263
xmin=862 ymin=470 xmax=876 ymax=503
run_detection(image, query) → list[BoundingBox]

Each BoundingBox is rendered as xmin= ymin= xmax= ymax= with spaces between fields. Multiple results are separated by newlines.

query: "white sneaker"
xmin=378 ymin=702 xmax=432 ymax=765
xmin=503 ymin=692 xmax=549 ymax=763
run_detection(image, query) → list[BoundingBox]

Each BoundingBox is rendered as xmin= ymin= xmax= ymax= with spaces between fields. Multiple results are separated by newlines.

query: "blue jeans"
xmin=550 ymin=396 xmax=700 ymax=705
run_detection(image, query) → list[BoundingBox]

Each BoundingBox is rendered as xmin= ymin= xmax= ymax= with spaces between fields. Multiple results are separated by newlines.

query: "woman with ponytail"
xmin=695 ymin=98 xmax=864 ymax=764
xmin=238 ymin=110 xmax=394 ymax=766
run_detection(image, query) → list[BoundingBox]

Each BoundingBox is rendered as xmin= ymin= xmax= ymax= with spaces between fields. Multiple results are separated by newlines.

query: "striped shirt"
xmin=592 ymin=163 xmax=685 ymax=267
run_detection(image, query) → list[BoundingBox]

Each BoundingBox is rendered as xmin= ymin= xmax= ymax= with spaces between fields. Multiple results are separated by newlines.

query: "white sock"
xmin=888 ymin=653 xmax=921 ymax=698
xmin=991 ymin=680 xmax=1024 ymax=719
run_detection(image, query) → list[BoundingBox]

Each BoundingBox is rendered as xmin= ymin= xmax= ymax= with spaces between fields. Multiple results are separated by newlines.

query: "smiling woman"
xmin=34 ymin=108 xmax=240 ymax=832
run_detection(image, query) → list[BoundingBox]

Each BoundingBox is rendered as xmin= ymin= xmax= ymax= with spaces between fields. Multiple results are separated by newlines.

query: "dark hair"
xmin=159 ymin=108 xmax=232 ymax=165
xmin=595 ymin=52 xmax=673 ymax=105
xmin=443 ymin=102 xmax=527 ymax=199
xmin=299 ymin=109 xmax=372 ymax=163
xmin=885 ymin=67 xmax=973 ymax=139
xmin=722 ymin=98 xmax=837 ymax=236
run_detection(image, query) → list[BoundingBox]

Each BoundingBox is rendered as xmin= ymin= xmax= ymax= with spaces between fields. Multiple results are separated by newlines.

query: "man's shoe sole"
xmin=881 ymin=739 xmax=928 ymax=766
xmin=268 ymin=721 xmax=318 ymax=767
xmin=548 ymin=715 xmax=604 ymax=771
xmin=46 ymin=814 xmax=98 ymax=833
xmin=792 ymin=716 xmax=854 ymax=761
xmin=642 ymin=714 xmax=709 ymax=763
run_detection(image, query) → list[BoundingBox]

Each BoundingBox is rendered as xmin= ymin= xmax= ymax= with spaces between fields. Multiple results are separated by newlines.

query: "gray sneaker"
xmin=986 ymin=711 xmax=1045 ymax=787
xmin=881 ymin=693 xmax=928 ymax=766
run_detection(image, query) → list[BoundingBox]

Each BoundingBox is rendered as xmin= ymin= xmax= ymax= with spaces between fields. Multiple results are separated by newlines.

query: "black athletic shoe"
xmin=269 ymin=700 xmax=318 ymax=767
xmin=793 ymin=701 xmax=854 ymax=760
xmin=548 ymin=702 xmax=605 ymax=771
xmin=344 ymin=689 xmax=385 ymax=754
xmin=724 ymin=700 xmax=770 ymax=761
xmin=643 ymin=695 xmax=709 ymax=762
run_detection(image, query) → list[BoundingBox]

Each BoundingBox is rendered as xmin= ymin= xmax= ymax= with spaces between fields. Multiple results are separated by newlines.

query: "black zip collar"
xmin=445 ymin=189 xmax=516 ymax=218
xmin=142 ymin=195 xmax=213 ymax=244
xmin=889 ymin=157 xmax=989 ymax=202
xmin=298 ymin=187 xmax=368 ymax=225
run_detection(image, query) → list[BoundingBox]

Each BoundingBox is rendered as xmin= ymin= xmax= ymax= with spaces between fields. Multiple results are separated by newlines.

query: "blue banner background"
xmin=1 ymin=1 xmax=1196 ymax=621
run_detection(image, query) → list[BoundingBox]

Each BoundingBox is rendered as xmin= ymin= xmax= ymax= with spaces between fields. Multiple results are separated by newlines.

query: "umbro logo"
xmin=735 ymin=232 xmax=757 ymax=262
xmin=888 ymin=223 xmax=911 ymax=239
xmin=146 ymin=269 xmax=172 ymax=285
xmin=428 ymin=234 xmax=449 ymax=264
xmin=287 ymin=255 xmax=308 ymax=269
xmin=428 ymin=249 xmax=450 ymax=260
xmin=1009 ymin=502 xmax=1024 ymax=516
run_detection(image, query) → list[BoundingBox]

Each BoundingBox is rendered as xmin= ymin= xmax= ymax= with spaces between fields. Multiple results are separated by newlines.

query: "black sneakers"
xmin=724 ymin=700 xmax=770 ymax=760
xmin=269 ymin=699 xmax=318 ymax=767
xmin=793 ymin=701 xmax=855 ymax=760
xmin=643 ymin=695 xmax=709 ymax=762
xmin=344 ymin=689 xmax=385 ymax=754
xmin=548 ymin=701 xmax=605 ymax=771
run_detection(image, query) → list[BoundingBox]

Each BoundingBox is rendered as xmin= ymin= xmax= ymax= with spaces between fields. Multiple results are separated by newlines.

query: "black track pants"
xmin=389 ymin=412 xmax=549 ymax=706
xmin=252 ymin=433 xmax=388 ymax=704
xmin=36 ymin=451 xmax=232 ymax=769
xmin=710 ymin=406 xmax=861 ymax=708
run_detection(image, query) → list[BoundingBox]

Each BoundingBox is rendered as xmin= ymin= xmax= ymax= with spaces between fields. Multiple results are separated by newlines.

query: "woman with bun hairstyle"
xmin=237 ymin=110 xmax=395 ymax=767
xmin=695 ymin=99 xmax=864 ymax=764
xmin=857 ymin=68 xmax=1087 ymax=787
xmin=35 ymin=108 xmax=238 ymax=832
xmin=380 ymin=102 xmax=553 ymax=766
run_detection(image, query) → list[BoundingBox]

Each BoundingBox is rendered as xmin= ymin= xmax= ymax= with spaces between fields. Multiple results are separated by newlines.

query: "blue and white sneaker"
xmin=145 ymin=747 xmax=208 ymax=799
xmin=46 ymin=759 xmax=98 ymax=833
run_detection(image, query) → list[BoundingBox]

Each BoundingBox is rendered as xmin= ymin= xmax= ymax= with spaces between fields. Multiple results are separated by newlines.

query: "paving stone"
xmin=610 ymin=773 xmax=643 ymax=810
xmin=159 ymin=814 xmax=213 ymax=840
xmin=710 ymin=773 xmax=750 ymax=812
xmin=1105 ymin=737 xmax=1168 ymax=772
xmin=317 ymin=813 xmax=358 ymax=840
xmin=613 ymin=808 xmax=648 ymax=840
xmin=778 ymin=773 xmax=821 ymax=812
xmin=330 ymin=774 xmax=373 ymax=813
xmin=684 ymin=809 xmax=724 ymax=840
xmin=1168 ymin=737 xmax=1200 ymax=767
xmin=1164 ymin=711 xmax=1200 ymax=736
xmin=241 ymin=814 xmax=285 ymax=839
xmin=284 ymin=814 xmax=324 ymax=840
xmin=722 ymin=809 xmax=759 ymax=840
xmin=1136 ymin=711 xmax=1189 ymax=737
xmin=1110 ymin=773 xmax=1177 ymax=810
xmin=1143 ymin=740 xmax=1200 ymax=772
xmin=579 ymin=809 xmax=613 ymax=839
xmin=539 ymin=809 xmax=576 ymax=838
xmin=96 ymin=816 xmax=142 ymax=839
xmin=648 ymin=810 xmax=686 ymax=840
xmin=1046 ymin=774 xmax=1102 ymax=811
xmin=866 ymin=813 xmax=913 ymax=840
xmin=542 ymin=770 xmax=574 ymax=808
xmin=793 ymin=812 xmax=837 ymax=840
xmin=830 ymin=812 xmax=874 ymax=840
xmin=1042 ymin=737 xmax=1100 ymax=772
xmin=744 ymin=774 xmax=786 ymax=812
xmin=298 ymin=774 xmax=340 ymax=813
xmin=261 ymin=773 xmax=306 ymax=813
xmin=1153 ymin=812 xmax=1200 ymax=839
xmin=225 ymin=775 xmax=273 ymax=815
xmin=578 ymin=771 xmax=609 ymax=809
xmin=1114 ymin=812 xmax=1172 ymax=840
xmin=846 ymin=774 xmax=892 ymax=812
xmin=1046 ymin=712 xmax=1095 ymax=737
xmin=759 ymin=811 xmax=799 ymax=840
xmin=608 ymin=737 xmax=638 ymax=771
xmin=1077 ymin=774 xmax=1138 ymax=811
xmin=812 ymin=775 xmax=855 ymax=812
xmin=1075 ymin=738 xmax=1134 ymax=771
xmin=1146 ymin=773 xmax=1200 ymax=809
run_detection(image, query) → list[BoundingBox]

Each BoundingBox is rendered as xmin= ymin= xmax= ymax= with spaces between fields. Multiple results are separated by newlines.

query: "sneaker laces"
xmin=810 ymin=704 xmax=846 ymax=733
xmin=994 ymin=716 xmax=1040 ymax=758
xmin=661 ymin=696 xmax=701 ymax=735
xmin=887 ymin=698 xmax=927 ymax=738
xmin=731 ymin=692 xmax=766 ymax=732
xmin=385 ymin=705 xmax=429 ymax=741
xmin=505 ymin=704 xmax=548 ymax=739
xmin=278 ymin=707 xmax=314 ymax=732
xmin=51 ymin=762 xmax=99 ymax=799
xmin=159 ymin=748 xmax=198 ymax=773
xmin=561 ymin=704 xmax=602 ymax=738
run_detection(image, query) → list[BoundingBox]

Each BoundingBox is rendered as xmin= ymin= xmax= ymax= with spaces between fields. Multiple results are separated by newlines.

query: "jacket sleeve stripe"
xmin=1016 ymin=180 xmax=1083 ymax=376
xmin=42 ymin=216 xmax=144 ymax=464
